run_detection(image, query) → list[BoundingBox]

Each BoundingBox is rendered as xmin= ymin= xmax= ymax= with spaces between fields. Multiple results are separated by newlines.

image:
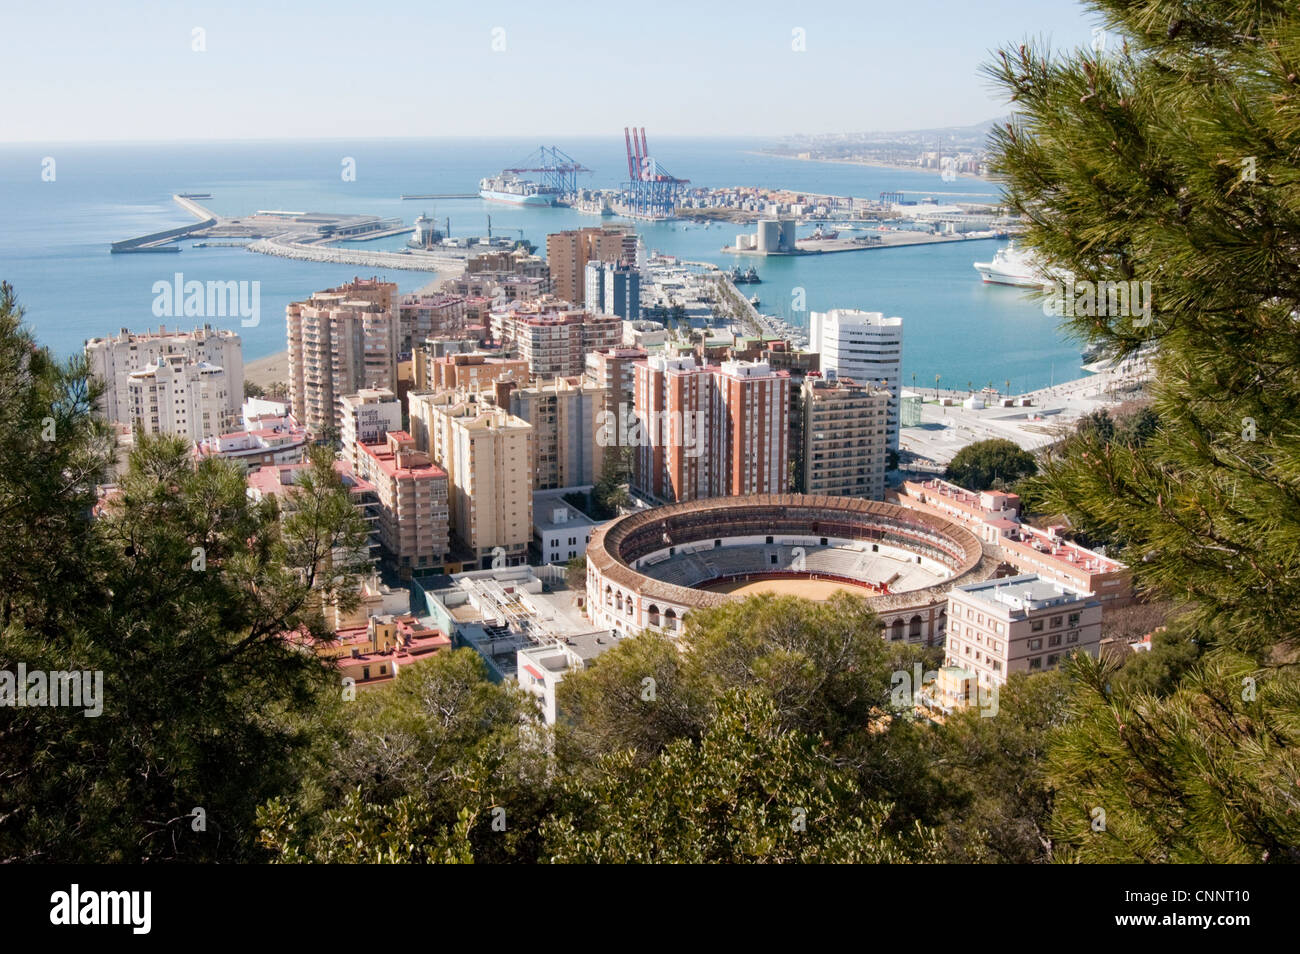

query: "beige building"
xmin=86 ymin=324 xmax=243 ymax=428
xmin=408 ymin=392 xmax=534 ymax=568
xmin=126 ymin=354 xmax=235 ymax=441
xmin=508 ymin=376 xmax=609 ymax=490
xmin=800 ymin=373 xmax=891 ymax=500
xmin=415 ymin=351 xmax=530 ymax=394
xmin=546 ymin=227 xmax=630 ymax=305
xmin=944 ymin=574 xmax=1102 ymax=689
xmin=287 ymin=279 xmax=401 ymax=436
xmin=339 ymin=388 xmax=403 ymax=470
xmin=354 ymin=430 xmax=450 ymax=574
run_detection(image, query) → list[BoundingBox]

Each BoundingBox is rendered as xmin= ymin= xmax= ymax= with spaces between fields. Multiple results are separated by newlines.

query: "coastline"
xmin=245 ymin=350 xmax=290 ymax=390
xmin=745 ymin=150 xmax=998 ymax=188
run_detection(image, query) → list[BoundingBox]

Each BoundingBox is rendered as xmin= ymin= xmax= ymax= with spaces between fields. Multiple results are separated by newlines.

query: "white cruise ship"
xmin=479 ymin=173 xmax=558 ymax=206
xmin=973 ymin=242 xmax=1063 ymax=287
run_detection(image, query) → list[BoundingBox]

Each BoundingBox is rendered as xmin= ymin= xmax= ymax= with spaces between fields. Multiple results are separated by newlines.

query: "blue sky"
xmin=1 ymin=0 xmax=1102 ymax=142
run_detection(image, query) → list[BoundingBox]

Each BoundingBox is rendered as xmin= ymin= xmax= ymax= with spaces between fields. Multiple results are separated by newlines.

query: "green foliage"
xmin=925 ymin=671 xmax=1073 ymax=863
xmin=258 ymin=649 xmax=551 ymax=864
xmin=985 ymin=4 xmax=1300 ymax=653
xmin=0 ymin=287 xmax=372 ymax=862
xmin=1047 ymin=652 xmax=1300 ymax=863
xmin=542 ymin=689 xmax=942 ymax=863
xmin=945 ymin=438 xmax=1038 ymax=491
xmin=564 ymin=554 xmax=586 ymax=590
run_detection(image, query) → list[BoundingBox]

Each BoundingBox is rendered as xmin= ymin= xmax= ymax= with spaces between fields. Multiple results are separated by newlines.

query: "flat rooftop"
xmin=954 ymin=573 xmax=1091 ymax=612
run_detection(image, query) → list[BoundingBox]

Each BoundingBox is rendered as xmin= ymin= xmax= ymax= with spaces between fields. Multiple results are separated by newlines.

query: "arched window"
xmin=647 ymin=604 xmax=661 ymax=628
xmin=891 ymin=618 xmax=905 ymax=642
xmin=664 ymin=608 xmax=678 ymax=632
xmin=909 ymin=615 xmax=923 ymax=639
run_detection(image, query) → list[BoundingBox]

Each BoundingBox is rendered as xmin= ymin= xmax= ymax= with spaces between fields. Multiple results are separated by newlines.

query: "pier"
xmin=110 ymin=194 xmax=216 ymax=253
xmin=721 ymin=230 xmax=1005 ymax=257
xmin=400 ymin=193 xmax=478 ymax=200
xmin=246 ymin=236 xmax=467 ymax=273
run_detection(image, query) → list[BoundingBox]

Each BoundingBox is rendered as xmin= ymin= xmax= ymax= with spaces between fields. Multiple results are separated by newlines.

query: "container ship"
xmin=479 ymin=173 xmax=559 ymax=206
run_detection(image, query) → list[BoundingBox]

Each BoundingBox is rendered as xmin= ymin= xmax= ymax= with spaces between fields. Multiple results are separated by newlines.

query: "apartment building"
xmin=495 ymin=308 xmax=622 ymax=379
xmin=508 ymin=376 xmax=609 ymax=490
xmin=408 ymin=392 xmax=533 ymax=568
xmin=126 ymin=354 xmax=235 ymax=441
xmin=584 ymin=346 xmax=647 ymax=415
xmin=286 ymin=279 xmax=401 ymax=436
xmin=416 ymin=351 xmax=530 ymax=394
xmin=809 ymin=308 xmax=903 ymax=450
xmin=397 ymin=293 xmax=468 ymax=350
xmin=800 ymin=373 xmax=891 ymax=499
xmin=890 ymin=478 xmax=1134 ymax=608
xmin=945 ymin=574 xmax=1102 ymax=687
xmin=584 ymin=260 xmax=641 ymax=320
xmin=353 ymin=430 xmax=450 ymax=574
xmin=546 ymin=227 xmax=630 ymax=304
xmin=86 ymin=324 xmax=243 ymax=428
xmin=339 ymin=388 xmax=403 ymax=470
xmin=631 ymin=354 xmax=789 ymax=503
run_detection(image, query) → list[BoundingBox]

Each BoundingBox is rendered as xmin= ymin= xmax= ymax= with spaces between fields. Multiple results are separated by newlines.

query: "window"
xmin=1047 ymin=654 xmax=1060 ymax=667
xmin=1031 ymin=620 xmax=1044 ymax=632
xmin=1028 ymin=638 xmax=1042 ymax=651
xmin=1069 ymin=612 xmax=1081 ymax=626
xmin=1067 ymin=631 xmax=1078 ymax=644
xmin=1029 ymin=657 xmax=1042 ymax=671
xmin=1050 ymin=615 xmax=1063 ymax=628
xmin=1049 ymin=633 xmax=1062 ymax=647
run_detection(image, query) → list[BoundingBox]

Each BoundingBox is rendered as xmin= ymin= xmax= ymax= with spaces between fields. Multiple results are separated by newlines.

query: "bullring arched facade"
xmin=585 ymin=494 xmax=997 ymax=646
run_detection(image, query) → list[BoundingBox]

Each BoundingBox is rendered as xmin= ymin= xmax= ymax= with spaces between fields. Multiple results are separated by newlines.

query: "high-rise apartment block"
xmin=125 ymin=354 xmax=235 ymax=441
xmin=508 ymin=376 xmax=609 ymax=490
xmin=491 ymin=305 xmax=622 ymax=379
xmin=545 ymin=227 xmax=630 ymax=304
xmin=408 ymin=392 xmax=533 ymax=568
xmin=800 ymin=373 xmax=891 ymax=500
xmin=353 ymin=430 xmax=450 ymax=574
xmin=287 ymin=278 xmax=401 ymax=436
xmin=86 ymin=324 xmax=243 ymax=431
xmin=584 ymin=346 xmax=646 ymax=416
xmin=809 ymin=309 xmax=903 ymax=450
xmin=339 ymin=388 xmax=403 ymax=470
xmin=631 ymin=355 xmax=789 ymax=503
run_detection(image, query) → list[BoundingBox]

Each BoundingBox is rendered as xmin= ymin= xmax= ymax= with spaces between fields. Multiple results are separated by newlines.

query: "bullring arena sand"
xmin=698 ymin=577 xmax=880 ymax=599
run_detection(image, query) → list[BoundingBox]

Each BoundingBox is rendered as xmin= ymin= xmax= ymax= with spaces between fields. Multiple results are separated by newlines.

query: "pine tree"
xmin=986 ymin=2 xmax=1300 ymax=653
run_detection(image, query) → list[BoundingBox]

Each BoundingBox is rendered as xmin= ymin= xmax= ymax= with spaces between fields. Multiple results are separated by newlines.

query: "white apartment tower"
xmin=85 ymin=325 xmax=244 ymax=429
xmin=809 ymin=309 xmax=903 ymax=451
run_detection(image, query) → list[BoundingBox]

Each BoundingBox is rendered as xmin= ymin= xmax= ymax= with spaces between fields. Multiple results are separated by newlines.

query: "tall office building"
xmin=408 ymin=392 xmax=534 ymax=567
xmin=631 ymin=355 xmax=789 ymax=503
xmin=800 ymin=373 xmax=891 ymax=500
xmin=584 ymin=261 xmax=641 ymax=320
xmin=508 ymin=376 xmax=609 ymax=491
xmin=287 ymin=279 xmax=401 ymax=437
xmin=546 ymin=227 xmax=629 ymax=304
xmin=86 ymin=324 xmax=243 ymax=428
xmin=808 ymin=309 xmax=903 ymax=451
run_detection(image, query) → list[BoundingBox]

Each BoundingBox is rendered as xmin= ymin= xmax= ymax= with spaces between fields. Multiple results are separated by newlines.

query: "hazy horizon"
xmin=3 ymin=0 xmax=1099 ymax=144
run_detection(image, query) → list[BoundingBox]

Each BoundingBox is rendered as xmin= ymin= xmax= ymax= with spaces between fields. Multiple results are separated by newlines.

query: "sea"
xmin=0 ymin=137 xmax=1083 ymax=393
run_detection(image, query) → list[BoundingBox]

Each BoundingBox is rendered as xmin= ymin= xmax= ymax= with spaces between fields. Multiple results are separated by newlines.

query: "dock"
xmin=400 ymin=193 xmax=478 ymax=200
xmin=721 ymin=231 xmax=1005 ymax=257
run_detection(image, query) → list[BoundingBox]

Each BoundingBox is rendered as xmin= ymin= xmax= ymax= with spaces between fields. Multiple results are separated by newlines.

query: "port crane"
xmin=505 ymin=145 xmax=591 ymax=197
xmin=623 ymin=127 xmax=689 ymax=218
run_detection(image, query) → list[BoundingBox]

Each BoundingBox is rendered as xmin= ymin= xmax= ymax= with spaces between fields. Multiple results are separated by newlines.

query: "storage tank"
xmin=777 ymin=219 xmax=798 ymax=253
xmin=755 ymin=219 xmax=780 ymax=253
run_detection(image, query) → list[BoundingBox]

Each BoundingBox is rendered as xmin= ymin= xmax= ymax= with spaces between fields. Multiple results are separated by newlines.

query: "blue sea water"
xmin=0 ymin=137 xmax=1082 ymax=392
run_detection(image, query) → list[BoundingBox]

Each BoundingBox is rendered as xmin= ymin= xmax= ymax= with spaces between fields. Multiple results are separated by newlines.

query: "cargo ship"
xmin=479 ymin=173 xmax=558 ymax=206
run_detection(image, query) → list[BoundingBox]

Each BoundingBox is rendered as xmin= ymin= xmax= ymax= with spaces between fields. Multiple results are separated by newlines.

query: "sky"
xmin=1 ymin=0 xmax=1102 ymax=142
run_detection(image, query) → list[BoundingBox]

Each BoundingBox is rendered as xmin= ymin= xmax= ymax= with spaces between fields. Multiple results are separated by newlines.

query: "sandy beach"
xmin=245 ymin=351 xmax=290 ymax=390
